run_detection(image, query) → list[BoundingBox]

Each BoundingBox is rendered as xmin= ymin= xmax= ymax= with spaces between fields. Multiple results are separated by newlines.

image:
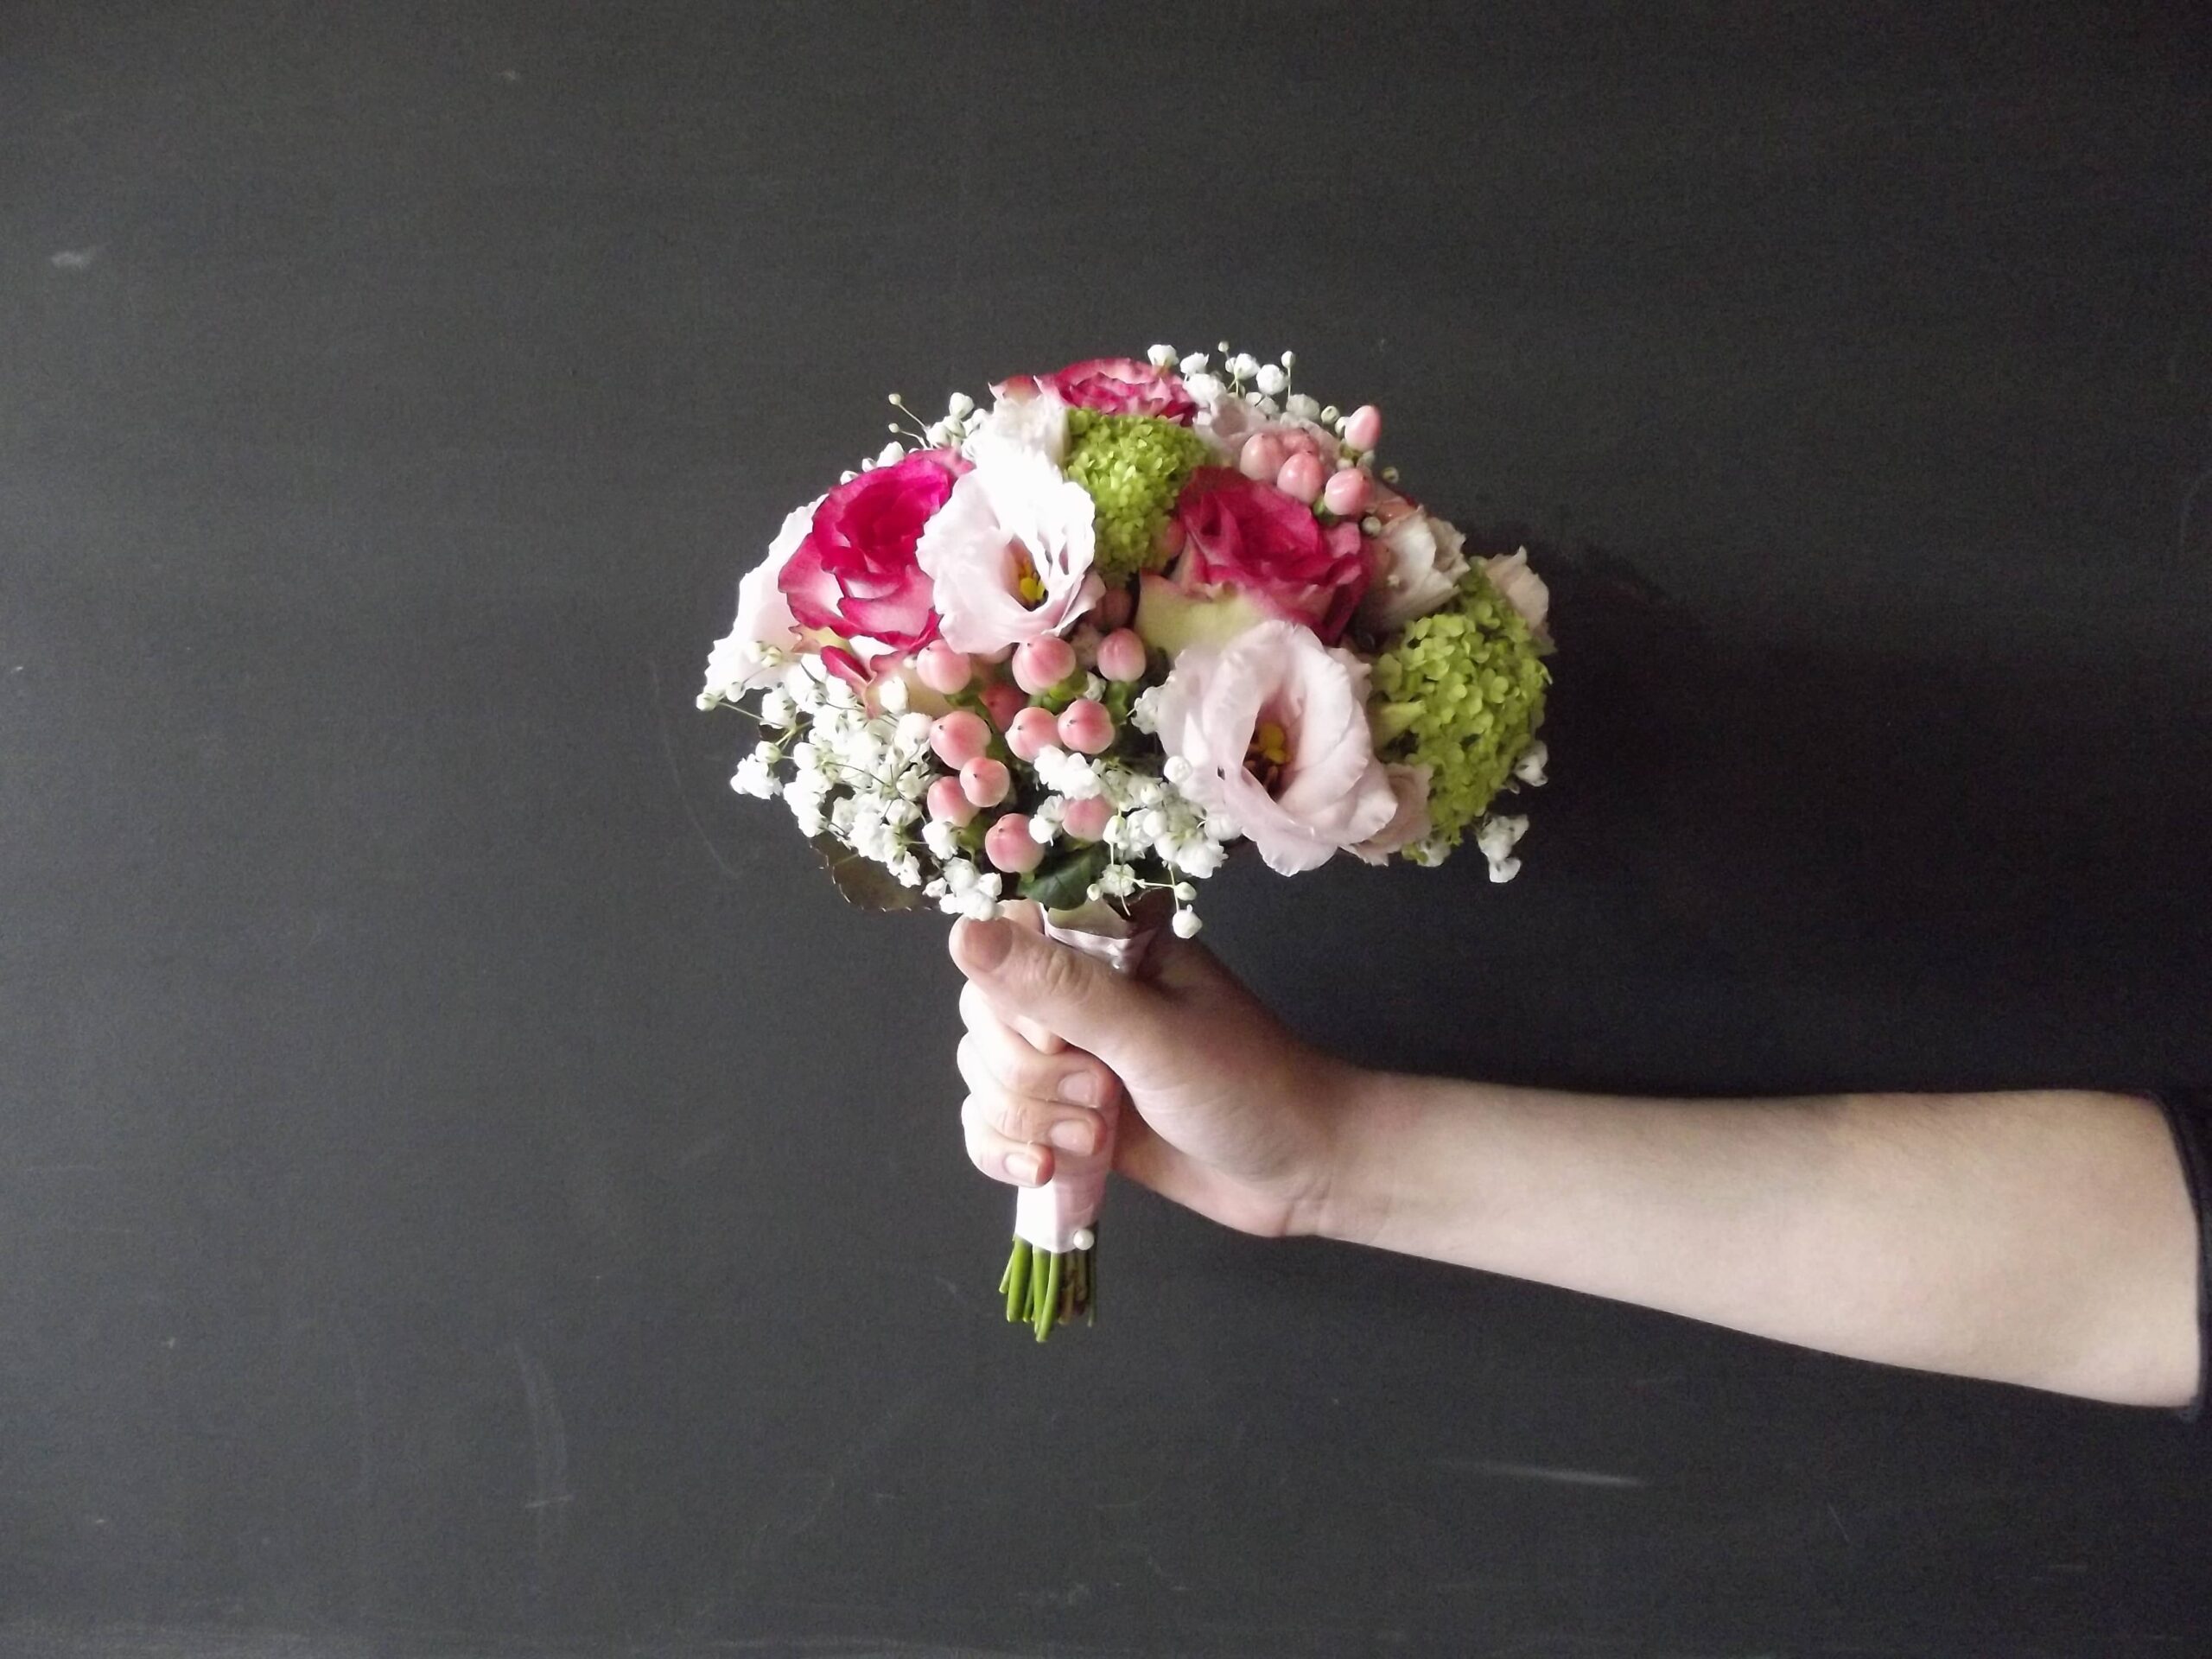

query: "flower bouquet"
xmin=702 ymin=345 xmax=1552 ymax=1338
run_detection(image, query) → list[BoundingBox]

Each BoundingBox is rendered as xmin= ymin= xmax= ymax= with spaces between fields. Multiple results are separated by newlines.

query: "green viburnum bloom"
xmin=1370 ymin=569 xmax=1550 ymax=846
xmin=1064 ymin=408 xmax=1213 ymax=579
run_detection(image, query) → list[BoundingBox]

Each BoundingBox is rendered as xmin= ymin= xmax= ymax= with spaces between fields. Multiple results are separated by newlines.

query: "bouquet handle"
xmin=997 ymin=899 xmax=1160 ymax=1339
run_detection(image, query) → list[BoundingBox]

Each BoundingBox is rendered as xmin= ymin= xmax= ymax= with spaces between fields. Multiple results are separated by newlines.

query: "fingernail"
xmin=1056 ymin=1071 xmax=1103 ymax=1109
xmin=1048 ymin=1118 xmax=1096 ymax=1155
xmin=1006 ymin=1148 xmax=1043 ymax=1185
xmin=958 ymin=918 xmax=1014 ymax=972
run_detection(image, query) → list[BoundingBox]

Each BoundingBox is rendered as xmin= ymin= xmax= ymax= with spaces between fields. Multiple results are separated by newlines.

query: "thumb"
xmin=950 ymin=914 xmax=1160 ymax=1065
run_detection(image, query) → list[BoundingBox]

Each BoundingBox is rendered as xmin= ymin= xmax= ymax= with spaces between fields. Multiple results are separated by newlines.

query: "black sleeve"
xmin=2152 ymin=1090 xmax=2211 ymax=1421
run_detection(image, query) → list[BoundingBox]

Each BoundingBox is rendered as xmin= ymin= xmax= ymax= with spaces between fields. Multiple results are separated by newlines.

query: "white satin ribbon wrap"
xmin=1013 ymin=904 xmax=1158 ymax=1253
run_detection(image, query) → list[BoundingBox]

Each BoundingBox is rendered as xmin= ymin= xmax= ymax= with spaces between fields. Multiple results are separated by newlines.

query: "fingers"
xmin=960 ymin=1089 xmax=1109 ymax=1186
xmin=954 ymin=1009 xmax=1117 ymax=1110
xmin=948 ymin=913 xmax=1156 ymax=1063
xmin=955 ymin=1020 xmax=1116 ymax=1188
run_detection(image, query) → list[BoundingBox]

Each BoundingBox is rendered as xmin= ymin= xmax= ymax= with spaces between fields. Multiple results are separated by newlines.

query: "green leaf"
xmin=809 ymin=835 xmax=923 ymax=913
xmin=1017 ymin=841 xmax=1109 ymax=912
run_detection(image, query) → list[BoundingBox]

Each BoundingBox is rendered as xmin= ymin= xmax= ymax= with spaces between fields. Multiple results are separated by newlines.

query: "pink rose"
xmin=1036 ymin=357 xmax=1197 ymax=423
xmin=702 ymin=499 xmax=816 ymax=700
xmin=1151 ymin=618 xmax=1399 ymax=875
xmin=1172 ymin=467 xmax=1370 ymax=644
xmin=779 ymin=451 xmax=965 ymax=679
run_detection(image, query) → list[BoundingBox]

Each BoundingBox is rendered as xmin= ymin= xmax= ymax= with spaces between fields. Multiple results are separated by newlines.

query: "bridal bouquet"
xmin=702 ymin=345 xmax=1552 ymax=1338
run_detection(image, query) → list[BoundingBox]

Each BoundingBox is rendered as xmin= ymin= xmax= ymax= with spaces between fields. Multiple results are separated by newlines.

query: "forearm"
xmin=1320 ymin=1077 xmax=2202 ymax=1406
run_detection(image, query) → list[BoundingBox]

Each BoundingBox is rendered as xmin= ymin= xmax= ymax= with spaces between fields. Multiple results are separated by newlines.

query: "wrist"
xmin=1304 ymin=1065 xmax=1429 ymax=1249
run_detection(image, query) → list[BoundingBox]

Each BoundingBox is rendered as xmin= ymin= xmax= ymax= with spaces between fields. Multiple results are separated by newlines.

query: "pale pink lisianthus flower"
xmin=1151 ymin=618 xmax=1400 ymax=875
xmin=1351 ymin=763 xmax=1433 ymax=865
xmin=702 ymin=499 xmax=817 ymax=699
xmin=1482 ymin=547 xmax=1551 ymax=639
xmin=917 ymin=450 xmax=1103 ymax=655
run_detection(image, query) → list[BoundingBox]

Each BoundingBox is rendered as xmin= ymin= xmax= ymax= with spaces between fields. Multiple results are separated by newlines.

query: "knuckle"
xmin=990 ymin=1092 xmax=1049 ymax=1144
xmin=954 ymin=1034 xmax=986 ymax=1090
xmin=1031 ymin=944 xmax=1088 ymax=1006
xmin=999 ymin=1045 xmax=1062 ymax=1098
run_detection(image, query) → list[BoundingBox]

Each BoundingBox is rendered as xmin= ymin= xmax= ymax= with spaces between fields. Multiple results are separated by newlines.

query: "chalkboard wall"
xmin=3 ymin=3 xmax=2209 ymax=1654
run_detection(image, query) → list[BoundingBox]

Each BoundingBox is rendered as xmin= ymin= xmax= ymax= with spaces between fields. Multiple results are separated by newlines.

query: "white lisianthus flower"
xmin=917 ymin=449 xmax=1103 ymax=655
xmin=702 ymin=499 xmax=818 ymax=702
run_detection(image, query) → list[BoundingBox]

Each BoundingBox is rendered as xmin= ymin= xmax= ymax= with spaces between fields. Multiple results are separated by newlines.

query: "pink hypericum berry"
xmin=925 ymin=777 xmax=977 ymax=826
xmin=960 ymin=757 xmax=1012 ymax=809
xmin=1012 ymin=635 xmax=1077 ymax=694
xmin=1275 ymin=451 xmax=1325 ymax=503
xmin=1060 ymin=796 xmax=1114 ymax=842
xmin=984 ymin=813 xmax=1044 ymax=874
xmin=1237 ymin=432 xmax=1285 ymax=481
xmin=979 ymin=678 xmax=1026 ymax=730
xmin=1095 ymin=627 xmax=1147 ymax=683
xmin=928 ymin=710 xmax=990 ymax=768
xmin=913 ymin=642 xmax=973 ymax=695
xmin=1343 ymin=404 xmax=1382 ymax=452
xmin=1322 ymin=467 xmax=1373 ymax=518
xmin=1057 ymin=698 xmax=1114 ymax=755
xmin=1006 ymin=705 xmax=1061 ymax=762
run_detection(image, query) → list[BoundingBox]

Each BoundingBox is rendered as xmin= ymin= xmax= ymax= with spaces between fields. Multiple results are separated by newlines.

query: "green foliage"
xmin=1017 ymin=840 xmax=1109 ymax=912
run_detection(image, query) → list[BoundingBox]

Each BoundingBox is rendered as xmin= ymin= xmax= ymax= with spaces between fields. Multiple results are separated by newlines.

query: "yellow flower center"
xmin=1012 ymin=546 xmax=1046 ymax=606
xmin=1245 ymin=719 xmax=1292 ymax=793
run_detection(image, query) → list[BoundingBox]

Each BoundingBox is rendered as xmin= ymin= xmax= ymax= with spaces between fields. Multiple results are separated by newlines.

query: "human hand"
xmin=949 ymin=905 xmax=1363 ymax=1238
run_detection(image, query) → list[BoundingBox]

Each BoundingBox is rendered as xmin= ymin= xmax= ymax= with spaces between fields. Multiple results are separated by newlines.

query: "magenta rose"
xmin=1172 ymin=467 xmax=1370 ymax=643
xmin=1039 ymin=357 xmax=1197 ymax=423
xmin=779 ymin=451 xmax=965 ymax=677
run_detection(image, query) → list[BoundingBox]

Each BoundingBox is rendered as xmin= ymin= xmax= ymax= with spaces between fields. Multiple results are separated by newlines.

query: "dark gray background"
xmin=3 ymin=2 xmax=2209 ymax=1655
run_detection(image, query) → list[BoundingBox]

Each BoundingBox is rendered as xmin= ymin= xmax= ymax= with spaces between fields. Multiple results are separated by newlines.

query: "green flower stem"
xmin=1034 ymin=1249 xmax=1062 ymax=1341
xmin=998 ymin=1236 xmax=1097 ymax=1341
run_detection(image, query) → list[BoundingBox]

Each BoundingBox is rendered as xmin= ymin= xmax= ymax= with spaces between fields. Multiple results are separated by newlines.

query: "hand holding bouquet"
xmin=702 ymin=345 xmax=1553 ymax=1337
